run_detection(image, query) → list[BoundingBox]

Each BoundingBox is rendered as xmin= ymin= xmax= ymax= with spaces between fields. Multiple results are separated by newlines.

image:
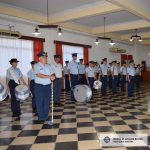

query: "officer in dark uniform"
xmin=78 ymin=59 xmax=85 ymax=84
xmin=127 ymin=61 xmax=135 ymax=97
xmin=100 ymin=58 xmax=108 ymax=96
xmin=27 ymin=61 xmax=37 ymax=113
xmin=6 ymin=58 xmax=26 ymax=117
xmin=68 ymin=53 xmax=79 ymax=101
xmin=34 ymin=52 xmax=55 ymax=122
xmin=52 ymin=54 xmax=63 ymax=106
xmin=63 ymin=61 xmax=70 ymax=92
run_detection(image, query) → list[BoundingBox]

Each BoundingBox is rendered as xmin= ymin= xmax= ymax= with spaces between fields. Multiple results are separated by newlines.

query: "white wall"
xmin=0 ymin=18 xmax=149 ymax=67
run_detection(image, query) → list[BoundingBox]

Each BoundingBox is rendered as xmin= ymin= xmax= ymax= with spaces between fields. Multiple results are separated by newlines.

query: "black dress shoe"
xmin=12 ymin=112 xmax=20 ymax=117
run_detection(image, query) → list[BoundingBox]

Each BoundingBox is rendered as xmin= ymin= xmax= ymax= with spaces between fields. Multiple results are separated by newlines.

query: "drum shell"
xmin=73 ymin=84 xmax=92 ymax=102
xmin=15 ymin=85 xmax=29 ymax=101
xmin=0 ymin=84 xmax=8 ymax=101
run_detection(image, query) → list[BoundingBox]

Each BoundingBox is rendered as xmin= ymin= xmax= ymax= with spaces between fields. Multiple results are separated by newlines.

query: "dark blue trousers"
xmin=101 ymin=75 xmax=107 ymax=96
xmin=34 ymin=83 xmax=51 ymax=120
xmin=65 ymin=75 xmax=70 ymax=91
xmin=78 ymin=74 xmax=85 ymax=84
xmin=53 ymin=78 xmax=62 ymax=104
xmin=121 ymin=75 xmax=126 ymax=92
xmin=8 ymin=80 xmax=20 ymax=113
xmin=88 ymin=77 xmax=94 ymax=90
xmin=70 ymin=74 xmax=78 ymax=100
xmin=128 ymin=76 xmax=135 ymax=97
xmin=108 ymin=75 xmax=112 ymax=88
xmin=30 ymin=80 xmax=36 ymax=110
xmin=117 ymin=74 xmax=121 ymax=87
xmin=135 ymin=75 xmax=141 ymax=90
xmin=112 ymin=76 xmax=118 ymax=94
xmin=88 ymin=77 xmax=94 ymax=99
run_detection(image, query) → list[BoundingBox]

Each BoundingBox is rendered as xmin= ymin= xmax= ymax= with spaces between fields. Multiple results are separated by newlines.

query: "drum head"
xmin=93 ymin=80 xmax=102 ymax=90
xmin=15 ymin=85 xmax=29 ymax=101
xmin=0 ymin=84 xmax=8 ymax=101
xmin=73 ymin=85 xmax=92 ymax=102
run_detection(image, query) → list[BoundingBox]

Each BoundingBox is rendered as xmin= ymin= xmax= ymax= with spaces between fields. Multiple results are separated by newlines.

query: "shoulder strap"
xmin=9 ymin=68 xmax=19 ymax=84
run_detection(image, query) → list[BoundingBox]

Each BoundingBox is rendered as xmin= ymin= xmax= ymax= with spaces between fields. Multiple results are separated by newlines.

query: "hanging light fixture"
xmin=129 ymin=29 xmax=143 ymax=42
xmin=95 ymin=17 xmax=115 ymax=46
xmin=109 ymin=40 xmax=115 ymax=46
xmin=95 ymin=38 xmax=100 ymax=45
xmin=58 ymin=27 xmax=62 ymax=36
xmin=32 ymin=27 xmax=41 ymax=36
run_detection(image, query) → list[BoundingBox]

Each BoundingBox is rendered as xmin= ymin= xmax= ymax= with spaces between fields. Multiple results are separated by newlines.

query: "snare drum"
xmin=15 ymin=84 xmax=29 ymax=101
xmin=73 ymin=85 xmax=92 ymax=102
xmin=93 ymin=80 xmax=102 ymax=90
xmin=0 ymin=83 xmax=8 ymax=101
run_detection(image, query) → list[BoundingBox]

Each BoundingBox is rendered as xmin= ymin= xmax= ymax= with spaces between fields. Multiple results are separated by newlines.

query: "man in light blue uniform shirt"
xmin=27 ymin=61 xmax=37 ymax=113
xmin=78 ymin=59 xmax=85 ymax=84
xmin=6 ymin=58 xmax=26 ymax=117
xmin=100 ymin=58 xmax=108 ymax=96
xmin=135 ymin=64 xmax=141 ymax=90
xmin=127 ymin=61 xmax=135 ymax=97
xmin=52 ymin=54 xmax=63 ymax=106
xmin=68 ymin=53 xmax=79 ymax=101
xmin=117 ymin=62 xmax=121 ymax=87
xmin=34 ymin=52 xmax=55 ymax=122
xmin=63 ymin=61 xmax=70 ymax=92
xmin=110 ymin=61 xmax=118 ymax=95
xmin=86 ymin=61 xmax=97 ymax=100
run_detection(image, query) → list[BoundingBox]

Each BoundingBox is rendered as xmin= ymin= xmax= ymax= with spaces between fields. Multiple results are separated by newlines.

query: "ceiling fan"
xmin=38 ymin=0 xmax=58 ymax=29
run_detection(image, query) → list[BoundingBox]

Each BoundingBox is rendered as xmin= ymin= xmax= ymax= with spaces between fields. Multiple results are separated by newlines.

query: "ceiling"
xmin=0 ymin=0 xmax=150 ymax=45
xmin=0 ymin=0 xmax=102 ymax=15
xmin=74 ymin=10 xmax=141 ymax=27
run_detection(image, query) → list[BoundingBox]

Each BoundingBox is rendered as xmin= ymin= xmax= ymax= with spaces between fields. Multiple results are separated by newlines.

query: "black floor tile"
xmin=7 ymin=145 xmax=32 ymax=150
xmin=95 ymin=126 xmax=114 ymax=132
xmin=34 ymin=135 xmax=57 ymax=143
xmin=18 ymin=130 xmax=39 ymax=137
xmin=55 ymin=141 xmax=78 ymax=150
xmin=0 ymin=138 xmax=14 ymax=146
xmin=78 ymin=133 xmax=98 ymax=141
xmin=58 ymin=128 xmax=77 ymax=134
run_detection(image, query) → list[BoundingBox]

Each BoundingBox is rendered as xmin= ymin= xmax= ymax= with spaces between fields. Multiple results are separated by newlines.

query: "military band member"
xmin=120 ymin=62 xmax=127 ymax=93
xmin=68 ymin=53 xmax=79 ymax=101
xmin=127 ymin=61 xmax=135 ymax=97
xmin=27 ymin=61 xmax=37 ymax=113
xmin=117 ymin=62 xmax=121 ymax=87
xmin=34 ymin=52 xmax=55 ymax=122
xmin=86 ymin=61 xmax=97 ymax=99
xmin=94 ymin=62 xmax=100 ymax=79
xmin=100 ymin=58 xmax=108 ymax=96
xmin=108 ymin=63 xmax=112 ymax=88
xmin=110 ymin=61 xmax=118 ymax=95
xmin=52 ymin=54 xmax=63 ymax=106
xmin=78 ymin=59 xmax=85 ymax=84
xmin=63 ymin=61 xmax=70 ymax=92
xmin=135 ymin=64 xmax=141 ymax=90
xmin=6 ymin=58 xmax=26 ymax=117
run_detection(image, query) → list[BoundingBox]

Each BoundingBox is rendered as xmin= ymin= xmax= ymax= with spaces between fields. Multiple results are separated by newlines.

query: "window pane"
xmin=0 ymin=38 xmax=33 ymax=85
xmin=62 ymin=45 xmax=84 ymax=66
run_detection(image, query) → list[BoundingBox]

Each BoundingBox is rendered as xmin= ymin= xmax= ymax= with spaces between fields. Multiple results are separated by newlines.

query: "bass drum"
xmin=73 ymin=85 xmax=92 ymax=102
xmin=0 ymin=83 xmax=8 ymax=101
xmin=15 ymin=84 xmax=29 ymax=101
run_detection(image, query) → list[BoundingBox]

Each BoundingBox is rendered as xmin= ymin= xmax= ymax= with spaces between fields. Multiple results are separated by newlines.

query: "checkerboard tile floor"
xmin=0 ymin=82 xmax=150 ymax=150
